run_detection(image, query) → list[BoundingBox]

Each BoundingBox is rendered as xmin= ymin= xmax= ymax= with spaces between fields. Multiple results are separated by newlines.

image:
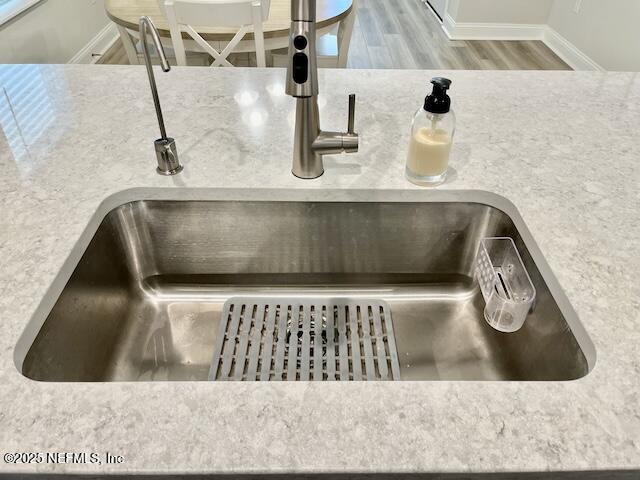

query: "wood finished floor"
xmin=99 ymin=0 xmax=570 ymax=70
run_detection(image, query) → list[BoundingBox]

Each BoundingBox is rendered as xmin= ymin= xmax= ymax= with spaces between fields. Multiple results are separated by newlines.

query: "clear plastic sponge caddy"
xmin=475 ymin=238 xmax=536 ymax=333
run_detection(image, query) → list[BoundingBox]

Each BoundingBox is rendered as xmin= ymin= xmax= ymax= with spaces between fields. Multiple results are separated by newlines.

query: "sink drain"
xmin=209 ymin=298 xmax=401 ymax=381
xmin=286 ymin=307 xmax=328 ymax=372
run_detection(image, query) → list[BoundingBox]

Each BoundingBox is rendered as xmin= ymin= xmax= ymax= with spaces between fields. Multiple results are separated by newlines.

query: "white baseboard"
xmin=542 ymin=27 xmax=603 ymax=72
xmin=0 ymin=0 xmax=43 ymax=28
xmin=442 ymin=14 xmax=545 ymax=41
xmin=68 ymin=23 xmax=119 ymax=64
xmin=442 ymin=14 xmax=603 ymax=71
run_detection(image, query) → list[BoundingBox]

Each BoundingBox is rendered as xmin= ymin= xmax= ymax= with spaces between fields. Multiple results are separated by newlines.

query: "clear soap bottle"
xmin=405 ymin=77 xmax=455 ymax=186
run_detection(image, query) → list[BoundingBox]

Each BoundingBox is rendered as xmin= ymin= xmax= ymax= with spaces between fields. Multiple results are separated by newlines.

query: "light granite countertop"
xmin=0 ymin=65 xmax=638 ymax=476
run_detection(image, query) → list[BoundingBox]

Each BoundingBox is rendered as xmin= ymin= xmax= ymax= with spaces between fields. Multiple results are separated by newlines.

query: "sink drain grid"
xmin=209 ymin=298 xmax=400 ymax=381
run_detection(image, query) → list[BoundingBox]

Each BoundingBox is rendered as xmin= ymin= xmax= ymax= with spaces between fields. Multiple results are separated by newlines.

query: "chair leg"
xmin=117 ymin=25 xmax=140 ymax=65
xmin=255 ymin=37 xmax=266 ymax=68
xmin=252 ymin=3 xmax=266 ymax=68
xmin=265 ymin=51 xmax=274 ymax=68
xmin=172 ymin=33 xmax=189 ymax=66
xmin=336 ymin=1 xmax=357 ymax=68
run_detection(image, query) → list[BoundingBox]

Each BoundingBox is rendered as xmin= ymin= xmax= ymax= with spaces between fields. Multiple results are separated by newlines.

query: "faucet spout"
xmin=286 ymin=0 xmax=359 ymax=179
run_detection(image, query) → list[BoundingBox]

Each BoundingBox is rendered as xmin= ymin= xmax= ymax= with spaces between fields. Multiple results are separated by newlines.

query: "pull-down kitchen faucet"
xmin=286 ymin=0 xmax=359 ymax=179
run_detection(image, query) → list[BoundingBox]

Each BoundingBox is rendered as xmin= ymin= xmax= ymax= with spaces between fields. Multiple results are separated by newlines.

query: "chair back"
xmin=161 ymin=0 xmax=269 ymax=28
xmin=160 ymin=0 xmax=270 ymax=67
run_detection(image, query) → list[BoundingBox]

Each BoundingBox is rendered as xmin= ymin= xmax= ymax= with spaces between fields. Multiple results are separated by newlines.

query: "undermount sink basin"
xmin=16 ymin=189 xmax=595 ymax=382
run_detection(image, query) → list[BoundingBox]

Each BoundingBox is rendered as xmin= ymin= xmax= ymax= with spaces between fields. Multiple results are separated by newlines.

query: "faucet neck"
xmin=291 ymin=0 xmax=316 ymax=22
xmin=139 ymin=16 xmax=171 ymax=140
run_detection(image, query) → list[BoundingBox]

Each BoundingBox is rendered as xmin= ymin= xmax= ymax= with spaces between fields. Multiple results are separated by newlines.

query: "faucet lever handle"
xmin=347 ymin=94 xmax=356 ymax=135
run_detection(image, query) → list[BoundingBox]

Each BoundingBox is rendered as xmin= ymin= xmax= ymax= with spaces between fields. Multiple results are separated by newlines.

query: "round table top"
xmin=105 ymin=0 xmax=353 ymax=41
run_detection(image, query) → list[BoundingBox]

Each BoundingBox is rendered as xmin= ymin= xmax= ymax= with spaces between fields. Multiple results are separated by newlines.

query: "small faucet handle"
xmin=347 ymin=94 xmax=356 ymax=135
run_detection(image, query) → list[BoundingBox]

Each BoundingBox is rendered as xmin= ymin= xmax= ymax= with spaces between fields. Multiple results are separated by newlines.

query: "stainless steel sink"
xmin=16 ymin=189 xmax=595 ymax=382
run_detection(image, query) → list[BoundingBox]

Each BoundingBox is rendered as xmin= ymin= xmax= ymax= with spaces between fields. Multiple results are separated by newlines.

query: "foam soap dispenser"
xmin=406 ymin=77 xmax=455 ymax=186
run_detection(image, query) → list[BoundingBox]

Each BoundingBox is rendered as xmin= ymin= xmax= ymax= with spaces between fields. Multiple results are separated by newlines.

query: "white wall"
xmin=548 ymin=0 xmax=640 ymax=71
xmin=447 ymin=0 xmax=553 ymax=24
xmin=444 ymin=0 xmax=640 ymax=71
xmin=0 ymin=0 xmax=110 ymax=63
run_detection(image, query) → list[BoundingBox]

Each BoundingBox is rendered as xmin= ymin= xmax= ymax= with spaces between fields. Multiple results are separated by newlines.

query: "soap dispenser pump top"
xmin=424 ymin=77 xmax=452 ymax=114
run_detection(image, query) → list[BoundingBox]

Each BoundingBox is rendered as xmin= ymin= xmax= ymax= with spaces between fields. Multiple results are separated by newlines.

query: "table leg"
xmin=117 ymin=25 xmax=140 ymax=66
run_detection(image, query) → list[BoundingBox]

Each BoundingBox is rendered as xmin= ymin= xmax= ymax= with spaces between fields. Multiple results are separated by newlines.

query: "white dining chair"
xmin=272 ymin=0 xmax=357 ymax=68
xmin=159 ymin=0 xmax=270 ymax=67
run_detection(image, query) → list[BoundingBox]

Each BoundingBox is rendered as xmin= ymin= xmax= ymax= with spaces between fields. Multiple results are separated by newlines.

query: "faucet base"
xmin=154 ymin=138 xmax=183 ymax=176
xmin=157 ymin=165 xmax=184 ymax=176
xmin=292 ymin=97 xmax=324 ymax=179
xmin=292 ymin=168 xmax=324 ymax=180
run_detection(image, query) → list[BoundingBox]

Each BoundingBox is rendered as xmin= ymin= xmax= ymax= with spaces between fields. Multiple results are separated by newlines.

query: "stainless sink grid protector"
xmin=209 ymin=298 xmax=401 ymax=381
